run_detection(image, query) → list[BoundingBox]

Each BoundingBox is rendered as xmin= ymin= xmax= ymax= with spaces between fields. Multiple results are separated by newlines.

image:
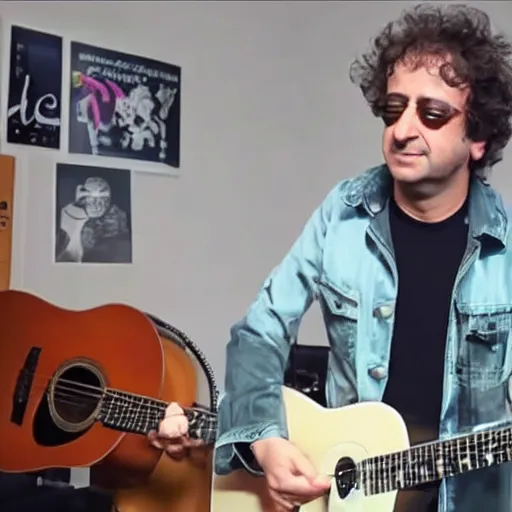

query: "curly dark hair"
xmin=349 ymin=3 xmax=512 ymax=172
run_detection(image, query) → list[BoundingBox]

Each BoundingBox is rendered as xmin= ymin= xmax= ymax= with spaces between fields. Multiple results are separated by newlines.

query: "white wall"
xmin=3 ymin=0 xmax=512 ymax=405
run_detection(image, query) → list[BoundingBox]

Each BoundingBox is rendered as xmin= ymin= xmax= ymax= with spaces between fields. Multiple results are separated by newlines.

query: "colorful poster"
xmin=7 ymin=25 xmax=62 ymax=149
xmin=54 ymin=163 xmax=132 ymax=264
xmin=68 ymin=42 xmax=181 ymax=168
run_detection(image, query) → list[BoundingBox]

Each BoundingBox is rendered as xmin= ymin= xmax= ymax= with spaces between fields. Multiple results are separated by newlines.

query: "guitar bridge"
xmin=11 ymin=347 xmax=41 ymax=425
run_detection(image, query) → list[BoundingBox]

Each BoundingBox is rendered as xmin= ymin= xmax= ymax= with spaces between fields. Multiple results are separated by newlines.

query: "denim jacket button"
xmin=369 ymin=365 xmax=388 ymax=380
xmin=374 ymin=304 xmax=394 ymax=319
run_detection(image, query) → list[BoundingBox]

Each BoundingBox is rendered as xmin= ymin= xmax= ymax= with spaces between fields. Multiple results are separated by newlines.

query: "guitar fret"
xmin=361 ymin=459 xmax=368 ymax=495
xmin=404 ymin=450 xmax=411 ymax=488
xmin=396 ymin=450 xmax=403 ymax=489
xmin=369 ymin=458 xmax=375 ymax=496
xmin=444 ymin=438 xmax=450 ymax=477
xmin=393 ymin=451 xmax=400 ymax=490
xmin=371 ymin=458 xmax=377 ymax=495
xmin=370 ymin=458 xmax=376 ymax=495
xmin=380 ymin=456 xmax=385 ymax=493
xmin=489 ymin=430 xmax=499 ymax=465
xmin=384 ymin=454 xmax=390 ymax=493
xmin=472 ymin=432 xmax=481 ymax=469
xmin=408 ymin=448 xmax=416 ymax=487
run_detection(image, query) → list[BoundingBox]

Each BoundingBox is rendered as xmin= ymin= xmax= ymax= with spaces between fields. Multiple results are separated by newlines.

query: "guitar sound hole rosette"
xmin=47 ymin=359 xmax=106 ymax=433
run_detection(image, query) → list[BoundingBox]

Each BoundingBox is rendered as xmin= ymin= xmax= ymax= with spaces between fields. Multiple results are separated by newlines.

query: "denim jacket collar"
xmin=339 ymin=163 xmax=509 ymax=248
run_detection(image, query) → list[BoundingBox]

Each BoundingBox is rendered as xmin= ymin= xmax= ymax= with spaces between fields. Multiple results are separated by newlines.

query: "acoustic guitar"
xmin=209 ymin=385 xmax=512 ymax=512
xmin=0 ymin=289 xmax=216 ymax=511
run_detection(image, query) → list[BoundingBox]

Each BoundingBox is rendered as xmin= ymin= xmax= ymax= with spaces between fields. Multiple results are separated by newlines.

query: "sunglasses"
xmin=377 ymin=93 xmax=462 ymax=130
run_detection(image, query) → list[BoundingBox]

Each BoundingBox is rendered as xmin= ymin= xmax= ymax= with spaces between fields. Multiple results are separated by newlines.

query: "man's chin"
xmin=387 ymin=164 xmax=429 ymax=184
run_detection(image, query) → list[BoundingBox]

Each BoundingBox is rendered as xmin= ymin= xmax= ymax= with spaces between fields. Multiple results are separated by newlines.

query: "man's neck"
xmin=392 ymin=171 xmax=470 ymax=223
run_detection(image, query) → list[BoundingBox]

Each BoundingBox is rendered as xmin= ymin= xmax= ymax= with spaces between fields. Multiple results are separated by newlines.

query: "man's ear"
xmin=470 ymin=139 xmax=486 ymax=161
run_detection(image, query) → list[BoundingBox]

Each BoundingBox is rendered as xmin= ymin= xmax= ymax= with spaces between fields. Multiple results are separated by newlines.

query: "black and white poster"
xmin=68 ymin=42 xmax=181 ymax=168
xmin=55 ymin=163 xmax=132 ymax=264
xmin=7 ymin=25 xmax=62 ymax=149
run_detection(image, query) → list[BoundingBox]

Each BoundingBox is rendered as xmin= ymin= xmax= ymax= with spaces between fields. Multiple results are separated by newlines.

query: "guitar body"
xmin=95 ymin=330 xmax=213 ymax=512
xmin=0 ymin=289 xmax=164 ymax=479
xmin=211 ymin=386 xmax=411 ymax=512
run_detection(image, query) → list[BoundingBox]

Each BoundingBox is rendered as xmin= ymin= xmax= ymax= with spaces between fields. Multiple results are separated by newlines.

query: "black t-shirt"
xmin=382 ymin=197 xmax=469 ymax=512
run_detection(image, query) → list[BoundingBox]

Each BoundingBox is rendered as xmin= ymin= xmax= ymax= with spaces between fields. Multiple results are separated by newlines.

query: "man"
xmin=153 ymin=3 xmax=512 ymax=511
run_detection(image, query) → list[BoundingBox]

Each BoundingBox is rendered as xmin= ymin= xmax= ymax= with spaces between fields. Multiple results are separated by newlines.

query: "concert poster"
xmin=6 ymin=25 xmax=63 ymax=149
xmin=54 ymin=163 xmax=132 ymax=264
xmin=68 ymin=42 xmax=181 ymax=168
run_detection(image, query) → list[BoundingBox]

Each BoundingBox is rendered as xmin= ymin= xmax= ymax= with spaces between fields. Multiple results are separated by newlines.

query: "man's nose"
xmin=391 ymin=105 xmax=420 ymax=144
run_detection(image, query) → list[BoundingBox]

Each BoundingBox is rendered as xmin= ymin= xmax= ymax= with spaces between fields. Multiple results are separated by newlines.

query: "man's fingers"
xmin=166 ymin=402 xmax=185 ymax=416
xmin=165 ymin=444 xmax=186 ymax=455
xmin=268 ymin=489 xmax=298 ymax=511
xmin=183 ymin=438 xmax=205 ymax=448
xmin=146 ymin=402 xmax=205 ymax=461
xmin=269 ymin=468 xmax=329 ymax=502
xmin=273 ymin=475 xmax=321 ymax=498
xmin=147 ymin=430 xmax=165 ymax=449
xmin=165 ymin=444 xmax=186 ymax=461
xmin=159 ymin=414 xmax=188 ymax=438
xmin=291 ymin=450 xmax=329 ymax=488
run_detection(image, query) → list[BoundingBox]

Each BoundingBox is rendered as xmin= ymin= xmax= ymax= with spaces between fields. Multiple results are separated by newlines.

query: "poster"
xmin=68 ymin=42 xmax=181 ymax=168
xmin=55 ymin=163 xmax=132 ymax=264
xmin=6 ymin=25 xmax=62 ymax=149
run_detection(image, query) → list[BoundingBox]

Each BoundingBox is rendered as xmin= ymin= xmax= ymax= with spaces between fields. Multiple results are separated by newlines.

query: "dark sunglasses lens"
xmin=379 ymin=95 xmax=407 ymax=126
xmin=380 ymin=106 xmax=406 ymax=127
xmin=382 ymin=113 xmax=401 ymax=126
xmin=418 ymin=108 xmax=454 ymax=129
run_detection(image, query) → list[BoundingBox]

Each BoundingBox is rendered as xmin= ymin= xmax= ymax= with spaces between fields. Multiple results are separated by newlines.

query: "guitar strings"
xmin=29 ymin=372 xmax=216 ymax=414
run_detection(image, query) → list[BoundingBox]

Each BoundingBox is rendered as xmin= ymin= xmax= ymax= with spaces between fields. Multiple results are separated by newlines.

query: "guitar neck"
xmin=361 ymin=424 xmax=512 ymax=495
xmin=96 ymin=387 xmax=217 ymax=444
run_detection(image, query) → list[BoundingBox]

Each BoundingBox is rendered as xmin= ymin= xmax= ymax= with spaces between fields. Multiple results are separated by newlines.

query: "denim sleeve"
xmin=214 ymin=186 xmax=338 ymax=476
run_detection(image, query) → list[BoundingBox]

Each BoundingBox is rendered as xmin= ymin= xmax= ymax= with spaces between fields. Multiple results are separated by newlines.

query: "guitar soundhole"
xmin=33 ymin=360 xmax=106 ymax=447
xmin=52 ymin=365 xmax=103 ymax=425
xmin=335 ymin=456 xmax=358 ymax=499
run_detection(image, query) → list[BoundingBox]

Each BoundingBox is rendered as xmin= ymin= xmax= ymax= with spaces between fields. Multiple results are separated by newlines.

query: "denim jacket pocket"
xmin=454 ymin=302 xmax=512 ymax=391
xmin=317 ymin=277 xmax=359 ymax=356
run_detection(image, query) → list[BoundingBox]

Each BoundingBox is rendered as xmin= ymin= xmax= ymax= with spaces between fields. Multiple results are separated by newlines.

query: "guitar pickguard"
xmin=11 ymin=346 xmax=41 ymax=425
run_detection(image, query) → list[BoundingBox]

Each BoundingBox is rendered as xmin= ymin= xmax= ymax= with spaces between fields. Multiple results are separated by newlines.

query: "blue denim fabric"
xmin=215 ymin=164 xmax=512 ymax=511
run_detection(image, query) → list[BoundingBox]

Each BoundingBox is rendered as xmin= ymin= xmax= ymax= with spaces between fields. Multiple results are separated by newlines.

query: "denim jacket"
xmin=214 ymin=164 xmax=512 ymax=512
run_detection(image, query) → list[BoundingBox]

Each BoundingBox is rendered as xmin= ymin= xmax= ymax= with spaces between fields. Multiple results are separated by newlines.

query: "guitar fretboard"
xmin=96 ymin=388 xmax=217 ymax=444
xmin=360 ymin=426 xmax=512 ymax=495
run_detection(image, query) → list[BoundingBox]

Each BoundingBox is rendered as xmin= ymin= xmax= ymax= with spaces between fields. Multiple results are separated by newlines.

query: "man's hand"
xmin=250 ymin=437 xmax=331 ymax=511
xmin=148 ymin=402 xmax=205 ymax=460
